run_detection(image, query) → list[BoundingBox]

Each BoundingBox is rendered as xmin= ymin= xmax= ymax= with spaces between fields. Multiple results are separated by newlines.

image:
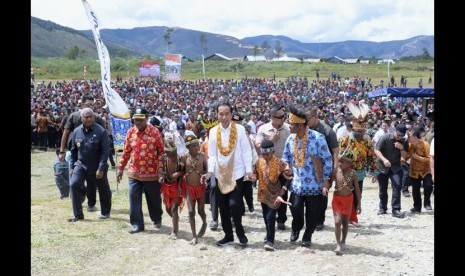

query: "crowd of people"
xmin=31 ymin=74 xmax=434 ymax=254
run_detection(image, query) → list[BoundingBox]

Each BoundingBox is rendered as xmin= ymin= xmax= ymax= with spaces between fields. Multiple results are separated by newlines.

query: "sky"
xmin=31 ymin=0 xmax=434 ymax=43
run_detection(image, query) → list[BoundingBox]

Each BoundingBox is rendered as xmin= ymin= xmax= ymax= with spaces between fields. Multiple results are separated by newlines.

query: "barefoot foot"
xmin=189 ymin=237 xmax=198 ymax=245
xmin=334 ymin=244 xmax=343 ymax=255
xmin=169 ymin=232 xmax=177 ymax=240
xmin=197 ymin=222 xmax=207 ymax=237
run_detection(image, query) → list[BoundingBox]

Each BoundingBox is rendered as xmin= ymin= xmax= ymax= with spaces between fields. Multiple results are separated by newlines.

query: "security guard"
xmin=67 ymin=107 xmax=112 ymax=222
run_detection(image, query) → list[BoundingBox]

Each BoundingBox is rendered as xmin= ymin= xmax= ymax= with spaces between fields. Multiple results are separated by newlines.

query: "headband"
xmin=260 ymin=147 xmax=275 ymax=153
xmin=289 ymin=113 xmax=306 ymax=124
xmin=185 ymin=138 xmax=199 ymax=147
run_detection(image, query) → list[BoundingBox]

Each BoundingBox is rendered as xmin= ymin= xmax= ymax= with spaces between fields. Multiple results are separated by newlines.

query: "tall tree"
xmin=163 ymin=28 xmax=174 ymax=53
xmin=199 ymin=33 xmax=208 ymax=56
xmin=65 ymin=46 xmax=80 ymax=60
xmin=261 ymin=41 xmax=270 ymax=57
xmin=253 ymin=45 xmax=259 ymax=58
xmin=275 ymin=40 xmax=283 ymax=60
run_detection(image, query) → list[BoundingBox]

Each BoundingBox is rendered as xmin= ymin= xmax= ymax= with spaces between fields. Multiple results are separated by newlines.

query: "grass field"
xmin=31 ymin=57 xmax=434 ymax=88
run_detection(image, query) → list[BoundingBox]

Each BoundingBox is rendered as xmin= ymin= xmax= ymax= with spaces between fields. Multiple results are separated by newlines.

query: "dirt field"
xmin=31 ymin=149 xmax=434 ymax=276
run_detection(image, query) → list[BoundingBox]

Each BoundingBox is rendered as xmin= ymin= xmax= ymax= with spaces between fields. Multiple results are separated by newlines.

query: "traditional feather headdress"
xmin=346 ymin=102 xmax=370 ymax=130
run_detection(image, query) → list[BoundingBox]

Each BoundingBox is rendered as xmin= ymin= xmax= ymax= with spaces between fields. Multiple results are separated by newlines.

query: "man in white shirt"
xmin=202 ymin=102 xmax=254 ymax=247
xmin=255 ymin=106 xmax=291 ymax=230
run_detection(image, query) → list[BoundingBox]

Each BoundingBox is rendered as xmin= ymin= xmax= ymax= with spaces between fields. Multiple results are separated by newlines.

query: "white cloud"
xmin=31 ymin=0 xmax=433 ymax=42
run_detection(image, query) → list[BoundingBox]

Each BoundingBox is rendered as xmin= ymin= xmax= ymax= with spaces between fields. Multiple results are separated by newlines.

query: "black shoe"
xmin=277 ymin=223 xmax=286 ymax=230
xmin=128 ymin=225 xmax=144 ymax=234
xmin=67 ymin=216 xmax=84 ymax=222
xmin=249 ymin=207 xmax=254 ymax=213
xmin=216 ymin=236 xmax=234 ymax=246
xmin=264 ymin=241 xmax=274 ymax=251
xmin=238 ymin=234 xmax=248 ymax=246
xmin=60 ymin=196 xmax=69 ymax=200
xmin=424 ymin=205 xmax=433 ymax=211
xmin=290 ymin=231 xmax=300 ymax=242
xmin=231 ymin=218 xmax=235 ymax=228
xmin=264 ymin=236 xmax=267 ymax=243
xmin=301 ymin=240 xmax=311 ymax=247
xmin=153 ymin=221 xmax=162 ymax=229
xmin=87 ymin=206 xmax=96 ymax=212
xmin=410 ymin=208 xmax=421 ymax=214
xmin=392 ymin=210 xmax=405 ymax=218
xmin=98 ymin=213 xmax=110 ymax=219
xmin=402 ymin=190 xmax=411 ymax=197
xmin=315 ymin=224 xmax=324 ymax=231
xmin=377 ymin=209 xmax=387 ymax=215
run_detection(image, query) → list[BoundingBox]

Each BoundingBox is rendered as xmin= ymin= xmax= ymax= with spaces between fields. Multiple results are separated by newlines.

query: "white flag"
xmin=81 ymin=0 xmax=131 ymax=150
xmin=81 ymin=0 xmax=130 ymax=119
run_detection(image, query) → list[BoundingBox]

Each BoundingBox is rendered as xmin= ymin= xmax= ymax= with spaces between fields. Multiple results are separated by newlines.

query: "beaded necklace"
xmin=186 ymin=153 xmax=201 ymax=176
xmin=293 ymin=127 xmax=308 ymax=168
xmin=217 ymin=122 xmax=237 ymax=156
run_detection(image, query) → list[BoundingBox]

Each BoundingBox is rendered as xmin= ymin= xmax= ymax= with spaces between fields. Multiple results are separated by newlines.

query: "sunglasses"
xmin=272 ymin=115 xmax=285 ymax=119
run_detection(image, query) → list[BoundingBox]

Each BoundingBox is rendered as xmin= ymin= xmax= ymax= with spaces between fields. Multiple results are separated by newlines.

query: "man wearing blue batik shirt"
xmin=282 ymin=105 xmax=333 ymax=247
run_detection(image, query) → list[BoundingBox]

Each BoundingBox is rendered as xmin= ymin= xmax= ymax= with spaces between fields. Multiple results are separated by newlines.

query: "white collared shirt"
xmin=207 ymin=122 xmax=253 ymax=180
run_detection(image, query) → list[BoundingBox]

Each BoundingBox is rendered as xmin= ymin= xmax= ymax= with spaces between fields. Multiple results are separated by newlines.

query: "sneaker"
xmin=277 ymin=223 xmax=286 ymax=230
xmin=87 ymin=206 xmax=96 ymax=212
xmin=210 ymin=220 xmax=218 ymax=230
xmin=238 ymin=234 xmax=248 ymax=246
xmin=315 ymin=224 xmax=324 ymax=231
xmin=216 ymin=236 xmax=234 ymax=246
xmin=402 ymin=190 xmax=411 ymax=197
xmin=410 ymin=207 xmax=421 ymax=213
xmin=98 ymin=213 xmax=110 ymax=219
xmin=424 ymin=205 xmax=433 ymax=211
xmin=264 ymin=241 xmax=274 ymax=251
xmin=377 ymin=209 xmax=387 ymax=215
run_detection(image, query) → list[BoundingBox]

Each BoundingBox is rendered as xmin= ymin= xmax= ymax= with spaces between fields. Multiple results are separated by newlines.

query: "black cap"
xmin=232 ymin=112 xmax=244 ymax=122
xmin=176 ymin=121 xmax=186 ymax=131
xmin=396 ymin=123 xmax=407 ymax=136
xmin=132 ymin=107 xmax=148 ymax=119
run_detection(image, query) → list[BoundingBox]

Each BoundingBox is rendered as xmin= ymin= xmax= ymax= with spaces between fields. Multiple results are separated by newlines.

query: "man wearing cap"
xmin=255 ymin=105 xmax=291 ymax=230
xmin=172 ymin=121 xmax=195 ymax=156
xmin=117 ymin=107 xmax=165 ymax=233
xmin=201 ymin=102 xmax=255 ymax=247
xmin=59 ymin=94 xmax=106 ymax=212
xmin=282 ymin=105 xmax=333 ymax=247
xmin=374 ymin=123 xmax=409 ymax=218
xmin=67 ymin=108 xmax=112 ymax=222
xmin=305 ymin=106 xmax=339 ymax=231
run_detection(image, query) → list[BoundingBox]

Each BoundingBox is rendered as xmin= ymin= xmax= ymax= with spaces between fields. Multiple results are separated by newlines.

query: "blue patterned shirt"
xmin=282 ymin=128 xmax=333 ymax=196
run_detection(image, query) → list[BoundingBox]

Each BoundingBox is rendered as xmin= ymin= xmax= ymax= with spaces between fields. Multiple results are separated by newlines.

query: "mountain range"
xmin=31 ymin=16 xmax=434 ymax=60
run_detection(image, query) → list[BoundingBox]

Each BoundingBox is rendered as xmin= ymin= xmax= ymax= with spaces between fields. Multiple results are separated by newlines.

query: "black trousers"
xmin=209 ymin=178 xmax=219 ymax=222
xmin=378 ymin=169 xmax=403 ymax=211
xmin=289 ymin=193 xmax=322 ymax=241
xmin=70 ymin=167 xmax=112 ymax=218
xmin=276 ymin=190 xmax=288 ymax=224
xmin=218 ymin=177 xmax=246 ymax=238
xmin=242 ymin=180 xmax=254 ymax=212
xmin=411 ymin=174 xmax=433 ymax=210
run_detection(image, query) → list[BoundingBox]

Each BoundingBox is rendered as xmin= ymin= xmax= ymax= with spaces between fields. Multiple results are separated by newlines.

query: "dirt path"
xmin=31 ymin=150 xmax=434 ymax=276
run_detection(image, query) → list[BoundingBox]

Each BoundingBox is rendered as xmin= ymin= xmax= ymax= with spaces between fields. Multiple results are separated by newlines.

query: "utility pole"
xmin=202 ymin=54 xmax=205 ymax=79
xmin=318 ymin=39 xmax=320 ymax=59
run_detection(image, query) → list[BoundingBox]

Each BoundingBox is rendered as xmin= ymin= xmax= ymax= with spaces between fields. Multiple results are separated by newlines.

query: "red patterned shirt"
xmin=118 ymin=124 xmax=165 ymax=181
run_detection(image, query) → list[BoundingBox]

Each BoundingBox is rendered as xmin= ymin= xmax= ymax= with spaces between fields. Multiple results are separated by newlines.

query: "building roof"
xmin=204 ymin=53 xmax=232 ymax=61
